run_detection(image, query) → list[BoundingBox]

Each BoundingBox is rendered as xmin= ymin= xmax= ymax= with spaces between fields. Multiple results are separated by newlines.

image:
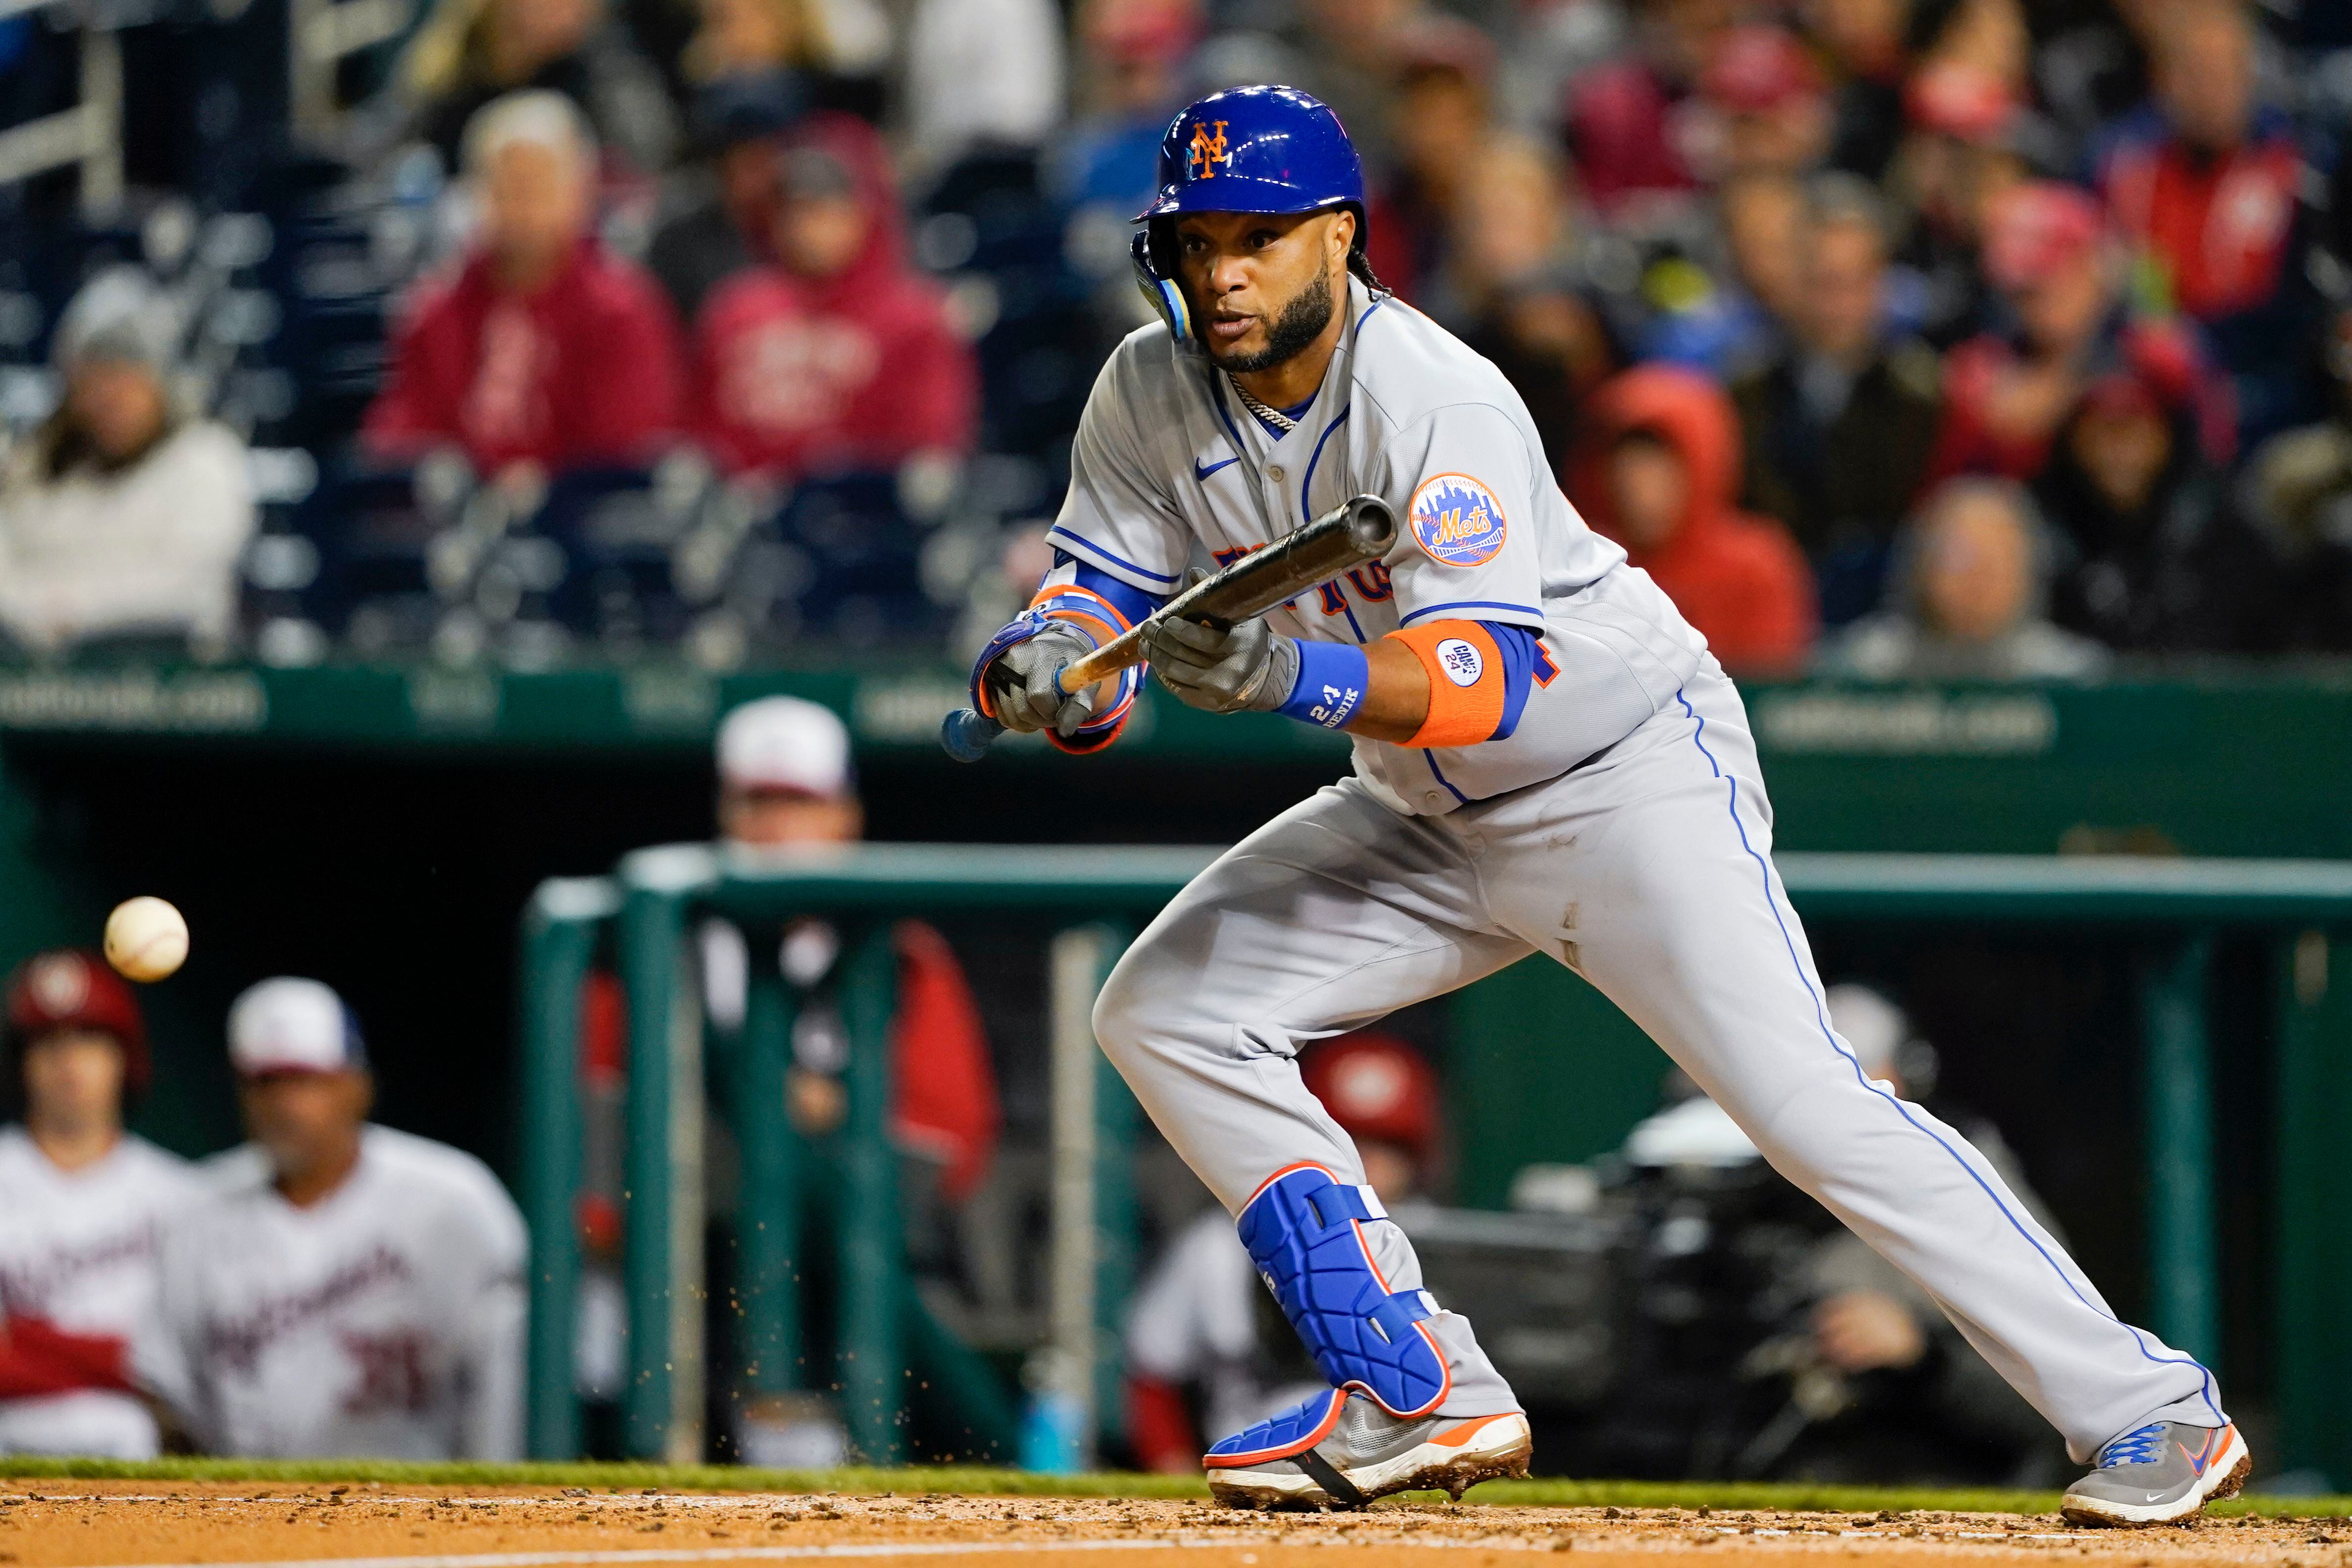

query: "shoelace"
xmin=2097 ymin=1423 xmax=2168 ymax=1467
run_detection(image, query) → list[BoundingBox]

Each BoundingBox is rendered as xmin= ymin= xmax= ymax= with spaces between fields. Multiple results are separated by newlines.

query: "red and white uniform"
xmin=152 ymin=1126 xmax=526 ymax=1460
xmin=0 ymin=1127 xmax=199 ymax=1457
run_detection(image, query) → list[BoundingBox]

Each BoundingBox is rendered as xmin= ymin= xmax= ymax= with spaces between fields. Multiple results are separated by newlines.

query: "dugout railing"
xmin=516 ymin=848 xmax=2352 ymax=1479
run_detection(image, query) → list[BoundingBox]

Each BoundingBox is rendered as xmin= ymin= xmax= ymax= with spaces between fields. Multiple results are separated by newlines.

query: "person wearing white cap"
xmin=705 ymin=697 xmax=995 ymax=1171
xmin=147 ymin=978 xmax=526 ymax=1459
xmin=715 ymin=694 xmax=863 ymax=846
xmin=0 ymin=266 xmax=255 ymax=656
xmin=697 ymin=697 xmax=1001 ymax=1466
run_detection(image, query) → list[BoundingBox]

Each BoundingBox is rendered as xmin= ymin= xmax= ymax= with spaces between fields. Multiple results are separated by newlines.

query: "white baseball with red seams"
xmin=102 ymin=897 xmax=187 ymax=984
xmin=1062 ymin=278 xmax=2231 ymax=1465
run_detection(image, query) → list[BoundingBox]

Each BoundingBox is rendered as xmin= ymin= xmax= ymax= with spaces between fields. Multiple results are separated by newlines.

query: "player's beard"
xmin=1208 ymin=268 xmax=1335 ymax=375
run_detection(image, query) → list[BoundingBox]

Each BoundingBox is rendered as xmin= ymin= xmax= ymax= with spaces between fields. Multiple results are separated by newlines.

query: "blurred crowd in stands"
xmin=1 ymin=0 xmax=2351 ymax=674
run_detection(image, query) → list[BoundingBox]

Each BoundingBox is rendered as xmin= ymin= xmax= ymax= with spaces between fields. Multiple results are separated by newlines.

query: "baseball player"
xmin=969 ymin=86 xmax=2243 ymax=1522
xmin=150 ymin=978 xmax=526 ymax=1459
xmin=0 ymin=951 xmax=199 ymax=1457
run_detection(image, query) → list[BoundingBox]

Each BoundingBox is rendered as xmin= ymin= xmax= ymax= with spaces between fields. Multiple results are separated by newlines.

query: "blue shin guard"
xmin=1235 ymin=1162 xmax=1450 ymax=1420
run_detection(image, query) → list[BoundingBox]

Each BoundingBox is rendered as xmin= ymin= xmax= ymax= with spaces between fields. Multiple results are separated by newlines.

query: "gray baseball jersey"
xmin=1049 ymin=276 xmax=1704 ymax=812
xmin=1074 ymin=280 xmax=2228 ymax=1465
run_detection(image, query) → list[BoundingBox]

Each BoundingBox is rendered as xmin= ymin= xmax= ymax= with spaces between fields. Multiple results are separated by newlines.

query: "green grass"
xmin=4 ymin=1457 xmax=2350 ymax=1519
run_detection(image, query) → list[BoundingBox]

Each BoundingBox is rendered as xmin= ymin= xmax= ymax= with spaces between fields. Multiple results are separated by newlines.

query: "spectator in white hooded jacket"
xmin=0 ymin=268 xmax=254 ymax=657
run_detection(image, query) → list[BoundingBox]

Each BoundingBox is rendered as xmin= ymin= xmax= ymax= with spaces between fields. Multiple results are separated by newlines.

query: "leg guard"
xmin=1236 ymin=1162 xmax=1450 ymax=1419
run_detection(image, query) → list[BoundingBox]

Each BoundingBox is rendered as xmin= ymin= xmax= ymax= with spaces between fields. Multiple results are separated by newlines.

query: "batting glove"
xmin=1144 ymin=612 xmax=1300 ymax=714
xmin=984 ymin=619 xmax=1104 ymax=737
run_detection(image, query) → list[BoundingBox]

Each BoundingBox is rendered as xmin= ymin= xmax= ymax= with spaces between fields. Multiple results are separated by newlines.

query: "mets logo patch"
xmin=1409 ymin=474 xmax=1507 ymax=567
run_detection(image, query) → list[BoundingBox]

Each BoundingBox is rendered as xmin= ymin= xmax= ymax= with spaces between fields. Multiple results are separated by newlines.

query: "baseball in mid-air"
xmin=104 ymin=897 xmax=189 ymax=983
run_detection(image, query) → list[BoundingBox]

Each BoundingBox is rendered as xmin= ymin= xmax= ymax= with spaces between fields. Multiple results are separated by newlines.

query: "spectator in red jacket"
xmin=1931 ymin=181 xmax=2233 ymax=486
xmin=2096 ymin=0 xmax=2318 ymax=442
xmin=364 ymin=91 xmax=685 ymax=481
xmin=690 ymin=114 xmax=977 ymax=481
xmin=1576 ymin=364 xmax=1817 ymax=676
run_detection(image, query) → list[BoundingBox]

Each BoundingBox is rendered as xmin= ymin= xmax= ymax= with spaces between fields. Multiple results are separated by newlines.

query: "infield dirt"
xmin=6 ymin=1482 xmax=2350 ymax=1568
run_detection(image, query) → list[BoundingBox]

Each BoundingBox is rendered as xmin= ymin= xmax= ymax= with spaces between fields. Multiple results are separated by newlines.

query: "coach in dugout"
xmin=702 ymin=697 xmax=1000 ymax=1194
xmin=699 ymin=696 xmax=1000 ymax=1465
xmin=152 ymin=979 xmax=527 ymax=1459
xmin=0 ymin=951 xmax=198 ymax=1457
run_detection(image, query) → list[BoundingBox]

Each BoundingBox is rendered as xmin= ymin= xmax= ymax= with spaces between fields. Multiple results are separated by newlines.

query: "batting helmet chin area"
xmin=1130 ymin=84 xmax=1373 ymax=343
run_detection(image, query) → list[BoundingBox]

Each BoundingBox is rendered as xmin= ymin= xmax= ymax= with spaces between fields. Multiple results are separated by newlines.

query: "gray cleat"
xmin=2061 ymin=1421 xmax=2250 ymax=1526
xmin=1205 ymin=1388 xmax=1531 ymax=1511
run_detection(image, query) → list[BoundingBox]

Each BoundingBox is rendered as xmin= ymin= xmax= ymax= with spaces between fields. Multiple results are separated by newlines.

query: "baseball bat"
xmin=940 ymin=493 xmax=1398 ymax=761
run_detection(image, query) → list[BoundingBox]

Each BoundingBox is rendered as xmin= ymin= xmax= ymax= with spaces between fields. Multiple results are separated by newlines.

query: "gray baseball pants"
xmin=1092 ymin=662 xmax=2225 ymax=1461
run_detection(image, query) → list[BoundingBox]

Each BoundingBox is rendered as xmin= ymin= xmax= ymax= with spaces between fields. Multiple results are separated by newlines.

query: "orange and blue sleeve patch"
xmin=1383 ymin=620 xmax=1546 ymax=747
xmin=1029 ymin=554 xmax=1166 ymax=648
xmin=1408 ymin=474 xmax=1508 ymax=568
xmin=1026 ymin=583 xmax=1126 ymax=648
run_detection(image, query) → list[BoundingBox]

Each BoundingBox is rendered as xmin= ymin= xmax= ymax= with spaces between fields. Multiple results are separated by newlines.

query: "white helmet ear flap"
xmin=1129 ymin=229 xmax=1190 ymax=344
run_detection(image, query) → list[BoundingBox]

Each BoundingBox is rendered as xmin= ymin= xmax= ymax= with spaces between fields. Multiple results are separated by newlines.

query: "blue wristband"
xmin=1275 ymin=639 xmax=1370 ymax=729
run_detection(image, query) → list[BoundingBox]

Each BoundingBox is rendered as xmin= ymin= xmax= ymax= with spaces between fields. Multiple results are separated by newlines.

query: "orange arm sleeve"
xmin=1383 ymin=621 xmax=1507 ymax=748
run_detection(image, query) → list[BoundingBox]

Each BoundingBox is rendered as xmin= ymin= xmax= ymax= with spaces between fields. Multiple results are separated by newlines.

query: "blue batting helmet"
xmin=1129 ymin=85 xmax=1373 ymax=344
xmin=1137 ymin=85 xmax=1365 ymax=225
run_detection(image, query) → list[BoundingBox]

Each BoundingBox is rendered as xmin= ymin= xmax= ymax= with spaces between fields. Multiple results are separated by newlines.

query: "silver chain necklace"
xmin=1227 ymin=374 xmax=1299 ymax=434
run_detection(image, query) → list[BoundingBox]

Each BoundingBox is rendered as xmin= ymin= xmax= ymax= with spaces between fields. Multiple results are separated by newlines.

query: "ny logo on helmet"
xmin=1187 ymin=120 xmax=1231 ymax=179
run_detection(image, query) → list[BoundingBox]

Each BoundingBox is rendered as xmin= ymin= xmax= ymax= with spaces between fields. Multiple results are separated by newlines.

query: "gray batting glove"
xmin=1144 ymin=613 xmax=1300 ymax=714
xmin=985 ymin=620 xmax=1103 ymax=737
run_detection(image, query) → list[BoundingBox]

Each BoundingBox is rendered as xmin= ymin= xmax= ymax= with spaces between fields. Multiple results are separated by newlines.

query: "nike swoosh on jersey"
xmin=1194 ymin=456 xmax=1239 ymax=481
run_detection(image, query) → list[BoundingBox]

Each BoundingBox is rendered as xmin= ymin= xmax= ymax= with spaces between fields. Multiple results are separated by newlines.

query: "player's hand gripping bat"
xmin=940 ymin=494 xmax=1398 ymax=761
